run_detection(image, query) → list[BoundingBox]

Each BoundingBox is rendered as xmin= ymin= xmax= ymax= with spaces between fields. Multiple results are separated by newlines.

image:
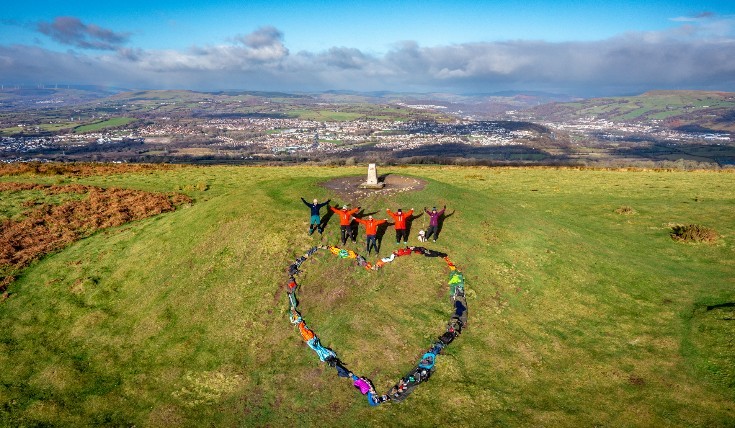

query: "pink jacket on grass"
xmin=353 ymin=378 xmax=371 ymax=394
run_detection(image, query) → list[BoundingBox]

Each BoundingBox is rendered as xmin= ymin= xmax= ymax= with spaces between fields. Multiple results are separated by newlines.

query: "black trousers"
xmin=340 ymin=225 xmax=354 ymax=244
xmin=425 ymin=225 xmax=439 ymax=240
xmin=366 ymin=235 xmax=378 ymax=254
xmin=395 ymin=228 xmax=408 ymax=243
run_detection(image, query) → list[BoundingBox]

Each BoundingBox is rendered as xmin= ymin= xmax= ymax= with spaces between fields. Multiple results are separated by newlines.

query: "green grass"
xmin=1 ymin=165 xmax=734 ymax=426
xmin=683 ymin=302 xmax=735 ymax=392
xmin=38 ymin=122 xmax=77 ymax=132
xmin=0 ymin=126 xmax=24 ymax=136
xmin=73 ymin=117 xmax=136 ymax=133
xmin=0 ymin=189 xmax=86 ymax=221
xmin=650 ymin=110 xmax=684 ymax=120
xmin=287 ymin=109 xmax=364 ymax=121
xmin=619 ymin=106 xmax=652 ymax=121
xmin=284 ymin=104 xmax=446 ymax=122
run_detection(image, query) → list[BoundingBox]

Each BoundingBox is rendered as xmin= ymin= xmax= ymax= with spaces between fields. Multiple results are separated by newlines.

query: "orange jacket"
xmin=354 ymin=217 xmax=386 ymax=235
xmin=298 ymin=322 xmax=315 ymax=342
xmin=331 ymin=206 xmax=359 ymax=226
xmin=386 ymin=209 xmax=413 ymax=230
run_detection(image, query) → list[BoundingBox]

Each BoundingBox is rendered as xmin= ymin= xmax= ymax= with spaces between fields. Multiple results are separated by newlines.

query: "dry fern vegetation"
xmin=614 ymin=205 xmax=636 ymax=215
xmin=0 ymin=182 xmax=191 ymax=293
xmin=0 ymin=161 xmax=174 ymax=177
xmin=670 ymin=223 xmax=719 ymax=243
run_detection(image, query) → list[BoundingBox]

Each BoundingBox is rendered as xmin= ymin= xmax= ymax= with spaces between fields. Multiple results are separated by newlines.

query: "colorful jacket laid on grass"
xmin=284 ymin=245 xmax=468 ymax=406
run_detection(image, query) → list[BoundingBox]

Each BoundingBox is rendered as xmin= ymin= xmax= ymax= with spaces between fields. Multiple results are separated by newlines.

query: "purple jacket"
xmin=353 ymin=377 xmax=371 ymax=394
xmin=425 ymin=208 xmax=445 ymax=227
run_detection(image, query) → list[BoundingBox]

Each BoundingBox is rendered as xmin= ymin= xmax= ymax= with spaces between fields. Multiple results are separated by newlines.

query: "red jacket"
xmin=331 ymin=206 xmax=359 ymax=226
xmin=386 ymin=209 xmax=413 ymax=230
xmin=354 ymin=218 xmax=386 ymax=235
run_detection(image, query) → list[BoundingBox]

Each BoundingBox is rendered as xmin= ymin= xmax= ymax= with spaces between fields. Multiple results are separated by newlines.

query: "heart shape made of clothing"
xmin=285 ymin=245 xmax=468 ymax=406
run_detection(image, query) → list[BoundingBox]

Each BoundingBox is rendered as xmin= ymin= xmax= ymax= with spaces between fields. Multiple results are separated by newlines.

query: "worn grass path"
xmin=1 ymin=165 xmax=734 ymax=427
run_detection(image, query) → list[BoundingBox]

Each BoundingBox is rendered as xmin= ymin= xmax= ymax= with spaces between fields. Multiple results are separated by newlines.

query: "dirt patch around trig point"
xmin=320 ymin=174 xmax=427 ymax=203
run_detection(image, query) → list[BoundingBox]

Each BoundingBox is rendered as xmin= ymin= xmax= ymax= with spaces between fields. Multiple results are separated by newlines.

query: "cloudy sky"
xmin=2 ymin=0 xmax=734 ymax=96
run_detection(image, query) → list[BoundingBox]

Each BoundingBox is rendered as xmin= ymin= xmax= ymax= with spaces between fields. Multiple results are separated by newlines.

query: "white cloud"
xmin=2 ymin=19 xmax=735 ymax=96
xmin=36 ymin=16 xmax=129 ymax=50
xmin=670 ymin=11 xmax=716 ymax=22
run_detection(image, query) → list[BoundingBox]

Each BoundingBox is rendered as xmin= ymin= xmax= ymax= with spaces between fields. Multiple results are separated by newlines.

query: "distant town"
xmin=1 ymin=88 xmax=733 ymax=166
xmin=1 ymin=117 xmax=533 ymax=157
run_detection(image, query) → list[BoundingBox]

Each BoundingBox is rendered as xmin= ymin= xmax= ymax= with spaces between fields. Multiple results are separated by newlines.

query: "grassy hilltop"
xmin=1 ymin=165 xmax=734 ymax=426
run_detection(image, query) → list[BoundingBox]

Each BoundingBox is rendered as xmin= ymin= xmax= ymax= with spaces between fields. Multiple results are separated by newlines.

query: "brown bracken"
xmin=0 ymin=182 xmax=191 ymax=294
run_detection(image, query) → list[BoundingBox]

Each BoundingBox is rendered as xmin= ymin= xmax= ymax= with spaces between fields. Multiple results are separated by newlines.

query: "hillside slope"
xmin=1 ymin=165 xmax=734 ymax=426
xmin=529 ymin=90 xmax=735 ymax=132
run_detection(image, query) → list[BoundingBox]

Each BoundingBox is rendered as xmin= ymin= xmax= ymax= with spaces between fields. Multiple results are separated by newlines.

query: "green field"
xmin=73 ymin=117 xmax=137 ymax=133
xmin=285 ymin=105 xmax=437 ymax=122
xmin=1 ymin=165 xmax=734 ymax=426
xmin=287 ymin=109 xmax=364 ymax=121
xmin=0 ymin=126 xmax=24 ymax=136
xmin=318 ymin=139 xmax=345 ymax=145
xmin=38 ymin=122 xmax=77 ymax=133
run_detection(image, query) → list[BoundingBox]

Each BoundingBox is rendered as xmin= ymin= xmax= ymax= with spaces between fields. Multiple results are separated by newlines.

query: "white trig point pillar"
xmin=360 ymin=163 xmax=385 ymax=189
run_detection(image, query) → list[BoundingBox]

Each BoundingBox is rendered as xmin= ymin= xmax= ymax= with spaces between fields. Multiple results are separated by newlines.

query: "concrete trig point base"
xmin=359 ymin=163 xmax=385 ymax=189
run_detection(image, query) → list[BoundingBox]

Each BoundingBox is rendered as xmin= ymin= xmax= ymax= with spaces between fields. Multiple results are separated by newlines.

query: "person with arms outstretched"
xmin=330 ymin=204 xmax=360 ymax=245
xmin=386 ymin=207 xmax=413 ymax=245
xmin=424 ymin=205 xmax=446 ymax=242
xmin=301 ymin=197 xmax=331 ymax=235
xmin=353 ymin=214 xmax=387 ymax=255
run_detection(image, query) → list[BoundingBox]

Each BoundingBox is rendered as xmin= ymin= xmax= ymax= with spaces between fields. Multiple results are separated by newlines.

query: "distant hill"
xmin=527 ymin=90 xmax=735 ymax=132
xmin=0 ymin=86 xmax=573 ymax=120
xmin=304 ymin=90 xmax=576 ymax=119
xmin=0 ymin=86 xmax=126 ymax=110
xmin=4 ymin=87 xmax=735 ymax=132
xmin=100 ymin=89 xmax=451 ymax=122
